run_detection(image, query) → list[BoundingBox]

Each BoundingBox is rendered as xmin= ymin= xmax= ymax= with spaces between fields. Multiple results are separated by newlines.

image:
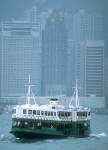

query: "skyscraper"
xmin=24 ymin=6 xmax=40 ymax=23
xmin=85 ymin=40 xmax=104 ymax=97
xmin=67 ymin=40 xmax=85 ymax=96
xmin=104 ymin=59 xmax=108 ymax=107
xmin=66 ymin=10 xmax=104 ymax=96
xmin=67 ymin=40 xmax=104 ymax=97
xmin=91 ymin=13 xmax=104 ymax=40
xmin=42 ymin=10 xmax=68 ymax=96
xmin=73 ymin=10 xmax=91 ymax=41
xmin=73 ymin=10 xmax=104 ymax=41
xmin=0 ymin=21 xmax=41 ymax=103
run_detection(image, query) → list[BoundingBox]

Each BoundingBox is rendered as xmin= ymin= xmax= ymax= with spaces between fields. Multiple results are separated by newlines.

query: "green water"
xmin=0 ymin=113 xmax=108 ymax=150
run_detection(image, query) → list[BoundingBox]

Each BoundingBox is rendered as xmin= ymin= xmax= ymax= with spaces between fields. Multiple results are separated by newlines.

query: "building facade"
xmin=42 ymin=10 xmax=68 ymax=96
xmin=24 ymin=6 xmax=40 ymax=23
xmin=66 ymin=10 xmax=104 ymax=96
xmin=85 ymin=40 xmax=104 ymax=97
xmin=0 ymin=22 xmax=41 ymax=104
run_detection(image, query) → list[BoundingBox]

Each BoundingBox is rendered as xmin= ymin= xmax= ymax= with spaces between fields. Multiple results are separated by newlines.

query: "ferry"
xmin=10 ymin=76 xmax=91 ymax=138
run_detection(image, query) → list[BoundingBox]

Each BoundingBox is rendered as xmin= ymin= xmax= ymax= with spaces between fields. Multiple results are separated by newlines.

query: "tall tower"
xmin=85 ymin=40 xmax=104 ymax=97
xmin=42 ymin=10 xmax=68 ymax=96
xmin=91 ymin=13 xmax=104 ymax=40
xmin=0 ymin=21 xmax=41 ymax=104
xmin=67 ymin=40 xmax=85 ymax=96
xmin=67 ymin=10 xmax=104 ymax=96
xmin=73 ymin=10 xmax=91 ymax=41
xmin=24 ymin=6 xmax=40 ymax=23
xmin=73 ymin=10 xmax=104 ymax=41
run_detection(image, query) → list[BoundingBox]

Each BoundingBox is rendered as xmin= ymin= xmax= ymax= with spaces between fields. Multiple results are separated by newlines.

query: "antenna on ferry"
xmin=69 ymin=80 xmax=79 ymax=107
xmin=29 ymin=74 xmax=31 ymax=84
xmin=75 ymin=80 xmax=79 ymax=107
xmin=25 ymin=74 xmax=36 ymax=106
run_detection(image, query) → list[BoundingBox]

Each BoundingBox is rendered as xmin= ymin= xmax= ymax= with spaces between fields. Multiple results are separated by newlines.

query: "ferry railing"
xmin=77 ymin=116 xmax=90 ymax=121
xmin=12 ymin=114 xmax=16 ymax=118
xmin=13 ymin=114 xmax=74 ymax=122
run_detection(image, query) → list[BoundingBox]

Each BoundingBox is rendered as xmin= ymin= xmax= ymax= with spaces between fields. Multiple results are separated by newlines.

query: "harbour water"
xmin=0 ymin=113 xmax=108 ymax=150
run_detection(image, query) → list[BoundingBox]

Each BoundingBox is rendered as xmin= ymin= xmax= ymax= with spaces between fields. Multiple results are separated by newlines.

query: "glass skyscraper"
xmin=42 ymin=10 xmax=68 ymax=96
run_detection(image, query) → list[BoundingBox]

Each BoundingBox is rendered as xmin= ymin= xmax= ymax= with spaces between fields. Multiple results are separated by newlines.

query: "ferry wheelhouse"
xmin=10 ymin=77 xmax=91 ymax=138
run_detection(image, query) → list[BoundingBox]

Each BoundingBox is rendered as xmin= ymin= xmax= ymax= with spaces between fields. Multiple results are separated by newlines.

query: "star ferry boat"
xmin=10 ymin=77 xmax=91 ymax=138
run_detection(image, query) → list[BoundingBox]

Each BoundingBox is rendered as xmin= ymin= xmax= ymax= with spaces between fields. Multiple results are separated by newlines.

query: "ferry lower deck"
xmin=11 ymin=118 xmax=90 ymax=138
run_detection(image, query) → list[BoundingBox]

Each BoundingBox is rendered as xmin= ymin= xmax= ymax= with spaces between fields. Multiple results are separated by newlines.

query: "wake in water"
xmin=90 ymin=132 xmax=107 ymax=138
xmin=0 ymin=133 xmax=15 ymax=142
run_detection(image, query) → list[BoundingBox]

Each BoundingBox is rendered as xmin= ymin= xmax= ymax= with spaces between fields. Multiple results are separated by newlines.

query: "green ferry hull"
xmin=10 ymin=118 xmax=90 ymax=138
xmin=10 ymin=129 xmax=66 ymax=139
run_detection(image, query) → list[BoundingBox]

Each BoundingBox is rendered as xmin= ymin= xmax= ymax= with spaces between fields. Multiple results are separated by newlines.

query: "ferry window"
xmin=58 ymin=112 xmax=60 ymax=117
xmin=88 ymin=112 xmax=90 ymax=116
xmin=85 ymin=112 xmax=87 ymax=117
xmin=12 ymin=109 xmax=16 ymax=114
xmin=41 ymin=111 xmax=44 ymax=115
xmin=52 ymin=107 xmax=55 ymax=109
xmin=17 ymin=121 xmax=21 ymax=126
xmin=60 ymin=112 xmax=64 ymax=117
xmin=37 ymin=122 xmax=41 ymax=126
xmin=83 ymin=112 xmax=85 ymax=116
xmin=77 ymin=112 xmax=79 ymax=116
xmin=28 ymin=110 xmax=32 ymax=114
xmin=37 ymin=110 xmax=40 ymax=115
xmin=12 ymin=121 xmax=17 ymax=127
xmin=48 ymin=111 xmax=50 ymax=116
xmin=51 ymin=112 xmax=53 ymax=116
xmin=23 ymin=109 xmax=27 ymax=114
xmin=33 ymin=110 xmax=36 ymax=115
xmin=65 ymin=112 xmax=68 ymax=117
xmin=24 ymin=122 xmax=28 ymax=125
xmin=77 ymin=112 xmax=82 ymax=116
xmin=68 ymin=112 xmax=71 ymax=116
xmin=65 ymin=112 xmax=71 ymax=117
xmin=54 ymin=112 xmax=56 ymax=116
xmin=45 ymin=111 xmax=47 ymax=116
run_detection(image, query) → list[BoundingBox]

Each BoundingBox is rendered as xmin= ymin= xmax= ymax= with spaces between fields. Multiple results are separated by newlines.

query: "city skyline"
xmin=0 ymin=2 xmax=107 ymax=106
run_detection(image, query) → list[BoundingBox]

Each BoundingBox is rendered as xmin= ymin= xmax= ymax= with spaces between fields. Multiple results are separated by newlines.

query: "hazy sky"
xmin=0 ymin=0 xmax=107 ymax=20
xmin=0 ymin=0 xmax=108 ymax=57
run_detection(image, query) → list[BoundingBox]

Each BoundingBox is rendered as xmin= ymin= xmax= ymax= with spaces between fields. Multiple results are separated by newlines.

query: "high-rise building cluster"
xmin=66 ymin=10 xmax=104 ymax=97
xmin=0 ymin=6 xmax=105 ymax=104
xmin=42 ymin=10 xmax=67 ymax=96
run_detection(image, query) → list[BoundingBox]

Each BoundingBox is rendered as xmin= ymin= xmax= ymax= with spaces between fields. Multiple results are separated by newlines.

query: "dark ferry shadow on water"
xmin=12 ymin=135 xmax=90 ymax=144
xmin=12 ymin=136 xmax=72 ymax=144
xmin=0 ymin=133 xmax=39 ymax=144
xmin=13 ymin=137 xmax=44 ymax=144
xmin=12 ymin=137 xmax=62 ymax=144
